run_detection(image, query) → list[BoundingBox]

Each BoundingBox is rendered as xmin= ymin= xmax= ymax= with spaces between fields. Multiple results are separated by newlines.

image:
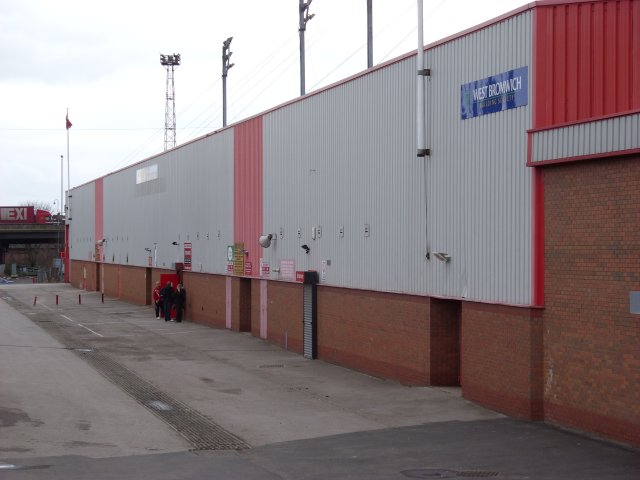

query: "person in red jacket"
xmin=152 ymin=281 xmax=163 ymax=319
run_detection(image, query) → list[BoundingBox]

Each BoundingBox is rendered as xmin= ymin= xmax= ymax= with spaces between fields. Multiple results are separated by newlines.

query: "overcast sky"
xmin=0 ymin=0 xmax=526 ymax=213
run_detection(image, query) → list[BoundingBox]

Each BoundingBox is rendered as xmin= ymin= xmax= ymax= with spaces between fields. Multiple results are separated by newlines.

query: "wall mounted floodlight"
xmin=301 ymin=244 xmax=310 ymax=254
xmin=97 ymin=238 xmax=107 ymax=246
xmin=432 ymin=252 xmax=451 ymax=263
xmin=145 ymin=248 xmax=152 ymax=253
xmin=259 ymin=234 xmax=276 ymax=248
xmin=172 ymin=241 xmax=180 ymax=246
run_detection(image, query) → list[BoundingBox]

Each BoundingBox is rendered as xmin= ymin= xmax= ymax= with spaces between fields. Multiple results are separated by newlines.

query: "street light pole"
xmin=298 ymin=0 xmax=314 ymax=96
xmin=222 ymin=37 xmax=234 ymax=127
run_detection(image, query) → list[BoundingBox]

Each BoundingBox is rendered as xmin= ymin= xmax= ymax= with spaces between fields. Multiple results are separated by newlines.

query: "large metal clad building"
xmin=66 ymin=0 xmax=640 ymax=448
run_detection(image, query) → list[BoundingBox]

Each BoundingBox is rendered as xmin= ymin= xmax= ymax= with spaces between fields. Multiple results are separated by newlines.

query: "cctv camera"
xmin=259 ymin=234 xmax=273 ymax=248
xmin=301 ymin=244 xmax=310 ymax=254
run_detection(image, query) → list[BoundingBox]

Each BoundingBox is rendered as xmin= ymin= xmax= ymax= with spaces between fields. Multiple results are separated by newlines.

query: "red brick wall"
xmin=543 ymin=156 xmax=640 ymax=446
xmin=70 ymin=260 xmax=98 ymax=291
xmin=462 ymin=303 xmax=543 ymax=420
xmin=100 ymin=264 xmax=147 ymax=305
xmin=317 ymin=287 xmax=432 ymax=385
xmin=182 ymin=272 xmax=226 ymax=328
xmin=266 ymin=281 xmax=303 ymax=354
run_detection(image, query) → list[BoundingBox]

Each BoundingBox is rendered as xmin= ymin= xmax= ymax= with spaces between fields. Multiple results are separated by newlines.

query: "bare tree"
xmin=20 ymin=201 xmax=55 ymax=213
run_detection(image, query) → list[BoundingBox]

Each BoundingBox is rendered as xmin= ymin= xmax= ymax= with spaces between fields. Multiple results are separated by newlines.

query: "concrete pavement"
xmin=0 ymin=283 xmax=638 ymax=479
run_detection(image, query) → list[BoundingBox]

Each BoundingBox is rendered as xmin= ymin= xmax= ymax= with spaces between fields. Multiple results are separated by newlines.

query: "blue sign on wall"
xmin=461 ymin=66 xmax=528 ymax=120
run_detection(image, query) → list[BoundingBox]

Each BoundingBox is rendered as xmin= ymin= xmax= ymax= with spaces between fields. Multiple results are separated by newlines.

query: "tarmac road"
xmin=0 ymin=283 xmax=638 ymax=479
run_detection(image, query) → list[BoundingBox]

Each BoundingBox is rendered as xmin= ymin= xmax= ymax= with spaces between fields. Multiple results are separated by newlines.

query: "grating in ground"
xmin=22 ymin=307 xmax=249 ymax=451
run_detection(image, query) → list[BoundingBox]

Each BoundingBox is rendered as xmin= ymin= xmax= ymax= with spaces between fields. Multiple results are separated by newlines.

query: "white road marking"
xmin=77 ymin=324 xmax=104 ymax=337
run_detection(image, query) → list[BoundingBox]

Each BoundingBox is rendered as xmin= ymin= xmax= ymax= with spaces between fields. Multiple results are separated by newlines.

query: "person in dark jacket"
xmin=174 ymin=283 xmax=186 ymax=323
xmin=162 ymin=282 xmax=174 ymax=322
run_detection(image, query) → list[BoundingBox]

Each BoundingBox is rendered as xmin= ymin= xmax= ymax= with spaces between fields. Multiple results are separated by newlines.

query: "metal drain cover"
xmin=401 ymin=469 xmax=457 ymax=479
xmin=147 ymin=400 xmax=173 ymax=411
xmin=457 ymin=472 xmax=499 ymax=478
xmin=401 ymin=470 xmax=499 ymax=479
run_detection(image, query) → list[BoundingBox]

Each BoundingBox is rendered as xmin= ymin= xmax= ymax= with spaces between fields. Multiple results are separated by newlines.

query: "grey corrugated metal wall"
xmin=263 ymin=59 xmax=422 ymax=293
xmin=262 ymin=10 xmax=533 ymax=305
xmin=531 ymin=112 xmax=640 ymax=163
xmin=69 ymin=182 xmax=95 ymax=261
xmin=71 ymin=130 xmax=234 ymax=272
xmin=425 ymin=11 xmax=533 ymax=304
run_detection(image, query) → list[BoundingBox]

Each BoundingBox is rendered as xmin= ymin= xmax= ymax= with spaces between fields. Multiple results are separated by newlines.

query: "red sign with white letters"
xmin=0 ymin=206 xmax=35 ymax=224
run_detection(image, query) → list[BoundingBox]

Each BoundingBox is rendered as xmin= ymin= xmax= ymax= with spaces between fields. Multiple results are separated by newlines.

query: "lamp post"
xmin=222 ymin=37 xmax=234 ymax=127
xmin=298 ymin=0 xmax=314 ymax=96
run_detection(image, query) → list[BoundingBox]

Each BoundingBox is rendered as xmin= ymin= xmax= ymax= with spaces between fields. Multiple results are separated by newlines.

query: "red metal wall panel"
xmin=534 ymin=0 xmax=640 ymax=128
xmin=233 ymin=116 xmax=263 ymax=277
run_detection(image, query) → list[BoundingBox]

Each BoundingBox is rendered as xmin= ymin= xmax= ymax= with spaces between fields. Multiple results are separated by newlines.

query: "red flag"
xmin=66 ymin=113 xmax=72 ymax=129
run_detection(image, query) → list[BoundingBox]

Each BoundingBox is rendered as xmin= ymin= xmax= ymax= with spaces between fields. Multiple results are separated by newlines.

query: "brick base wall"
xmin=70 ymin=260 xmax=98 ymax=291
xmin=101 ymin=264 xmax=148 ymax=305
xmin=543 ymin=156 xmax=640 ymax=446
xmin=461 ymin=302 xmax=543 ymax=420
xmin=266 ymin=281 xmax=304 ymax=354
xmin=182 ymin=272 xmax=226 ymax=329
xmin=317 ymin=287 xmax=428 ymax=385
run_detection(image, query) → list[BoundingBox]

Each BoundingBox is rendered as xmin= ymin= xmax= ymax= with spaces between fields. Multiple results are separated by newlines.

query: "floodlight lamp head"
xmin=301 ymin=244 xmax=310 ymax=254
xmin=172 ymin=241 xmax=179 ymax=246
xmin=97 ymin=238 xmax=106 ymax=246
xmin=259 ymin=234 xmax=274 ymax=248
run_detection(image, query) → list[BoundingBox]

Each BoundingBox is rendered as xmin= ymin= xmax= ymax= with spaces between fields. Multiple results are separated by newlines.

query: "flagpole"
xmin=66 ymin=109 xmax=70 ymax=201
xmin=60 ymin=155 xmax=63 ymax=217
xmin=64 ymin=108 xmax=72 ymax=284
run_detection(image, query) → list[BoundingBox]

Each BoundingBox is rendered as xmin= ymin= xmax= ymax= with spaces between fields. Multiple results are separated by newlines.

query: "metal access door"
xmin=302 ymin=283 xmax=317 ymax=359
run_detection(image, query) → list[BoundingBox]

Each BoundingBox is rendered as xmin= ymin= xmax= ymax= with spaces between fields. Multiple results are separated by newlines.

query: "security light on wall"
xmin=172 ymin=241 xmax=180 ymax=246
xmin=432 ymin=252 xmax=451 ymax=263
xmin=97 ymin=238 xmax=106 ymax=246
xmin=259 ymin=234 xmax=277 ymax=248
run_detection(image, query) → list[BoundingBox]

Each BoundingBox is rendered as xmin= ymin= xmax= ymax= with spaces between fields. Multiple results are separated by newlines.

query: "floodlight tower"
xmin=298 ymin=0 xmax=314 ymax=96
xmin=222 ymin=37 xmax=234 ymax=127
xmin=160 ymin=53 xmax=181 ymax=151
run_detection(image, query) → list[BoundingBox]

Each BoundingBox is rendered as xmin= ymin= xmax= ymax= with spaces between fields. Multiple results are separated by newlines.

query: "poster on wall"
xmin=233 ymin=243 xmax=244 ymax=276
xmin=460 ymin=66 xmax=528 ymax=120
xmin=183 ymin=242 xmax=192 ymax=271
xmin=260 ymin=258 xmax=270 ymax=277
xmin=280 ymin=259 xmax=295 ymax=281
